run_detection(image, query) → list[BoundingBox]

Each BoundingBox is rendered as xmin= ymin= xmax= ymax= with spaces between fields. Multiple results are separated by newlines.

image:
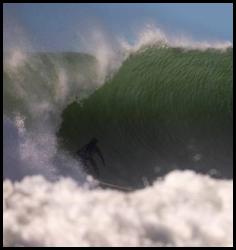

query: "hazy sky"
xmin=3 ymin=3 xmax=233 ymax=52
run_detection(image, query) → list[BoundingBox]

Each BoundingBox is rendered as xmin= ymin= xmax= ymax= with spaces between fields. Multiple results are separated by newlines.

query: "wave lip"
xmin=120 ymin=24 xmax=233 ymax=55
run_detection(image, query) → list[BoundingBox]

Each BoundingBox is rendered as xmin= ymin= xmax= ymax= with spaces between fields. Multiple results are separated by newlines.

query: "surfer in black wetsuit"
xmin=76 ymin=138 xmax=105 ymax=177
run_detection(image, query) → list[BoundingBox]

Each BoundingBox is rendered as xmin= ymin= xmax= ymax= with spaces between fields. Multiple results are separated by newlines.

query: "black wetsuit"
xmin=77 ymin=138 xmax=105 ymax=177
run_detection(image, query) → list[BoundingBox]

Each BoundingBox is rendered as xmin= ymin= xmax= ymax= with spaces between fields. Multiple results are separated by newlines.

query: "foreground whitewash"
xmin=3 ymin=170 xmax=233 ymax=247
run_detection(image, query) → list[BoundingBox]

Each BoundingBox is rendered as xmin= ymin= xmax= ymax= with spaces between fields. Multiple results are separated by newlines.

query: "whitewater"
xmin=3 ymin=25 xmax=233 ymax=247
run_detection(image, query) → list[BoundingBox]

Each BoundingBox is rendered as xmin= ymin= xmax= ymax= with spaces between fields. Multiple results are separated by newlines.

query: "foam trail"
xmin=3 ymin=171 xmax=233 ymax=247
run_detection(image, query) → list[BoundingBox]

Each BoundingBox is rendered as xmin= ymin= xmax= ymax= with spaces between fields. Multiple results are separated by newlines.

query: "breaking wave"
xmin=3 ymin=24 xmax=233 ymax=247
xmin=58 ymin=46 xmax=233 ymax=188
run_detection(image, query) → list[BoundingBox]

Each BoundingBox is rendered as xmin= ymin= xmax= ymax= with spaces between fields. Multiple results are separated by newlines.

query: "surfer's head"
xmin=90 ymin=137 xmax=98 ymax=144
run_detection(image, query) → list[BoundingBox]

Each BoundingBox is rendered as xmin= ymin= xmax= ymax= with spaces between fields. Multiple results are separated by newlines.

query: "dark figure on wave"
xmin=77 ymin=138 xmax=105 ymax=177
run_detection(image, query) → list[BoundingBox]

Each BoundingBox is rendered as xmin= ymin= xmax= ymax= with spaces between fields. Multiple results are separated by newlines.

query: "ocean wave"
xmin=58 ymin=46 xmax=233 ymax=188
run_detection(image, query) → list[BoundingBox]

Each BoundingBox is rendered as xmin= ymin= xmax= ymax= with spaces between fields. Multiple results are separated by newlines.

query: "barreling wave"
xmin=58 ymin=46 xmax=233 ymax=188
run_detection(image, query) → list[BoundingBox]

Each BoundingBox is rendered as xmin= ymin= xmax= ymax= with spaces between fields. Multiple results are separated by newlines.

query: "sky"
xmin=3 ymin=3 xmax=233 ymax=52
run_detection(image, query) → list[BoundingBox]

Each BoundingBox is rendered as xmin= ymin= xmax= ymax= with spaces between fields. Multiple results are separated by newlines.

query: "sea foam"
xmin=3 ymin=170 xmax=233 ymax=247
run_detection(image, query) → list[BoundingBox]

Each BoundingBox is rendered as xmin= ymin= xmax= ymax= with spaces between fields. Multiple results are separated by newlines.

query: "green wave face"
xmin=58 ymin=47 xmax=233 ymax=188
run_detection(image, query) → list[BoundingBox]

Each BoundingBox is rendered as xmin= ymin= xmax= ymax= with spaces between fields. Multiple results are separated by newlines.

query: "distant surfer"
xmin=76 ymin=138 xmax=105 ymax=177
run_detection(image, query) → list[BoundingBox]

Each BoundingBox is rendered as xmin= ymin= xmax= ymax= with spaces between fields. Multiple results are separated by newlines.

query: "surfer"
xmin=76 ymin=138 xmax=105 ymax=177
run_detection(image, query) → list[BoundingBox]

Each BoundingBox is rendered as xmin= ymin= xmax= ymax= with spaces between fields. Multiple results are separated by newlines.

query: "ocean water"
xmin=3 ymin=26 xmax=233 ymax=247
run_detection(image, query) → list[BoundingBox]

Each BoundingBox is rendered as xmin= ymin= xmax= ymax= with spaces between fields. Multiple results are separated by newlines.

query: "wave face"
xmin=58 ymin=46 xmax=233 ymax=188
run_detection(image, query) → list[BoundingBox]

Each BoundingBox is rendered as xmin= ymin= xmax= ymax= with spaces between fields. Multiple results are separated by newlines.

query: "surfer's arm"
xmin=94 ymin=146 xmax=105 ymax=166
